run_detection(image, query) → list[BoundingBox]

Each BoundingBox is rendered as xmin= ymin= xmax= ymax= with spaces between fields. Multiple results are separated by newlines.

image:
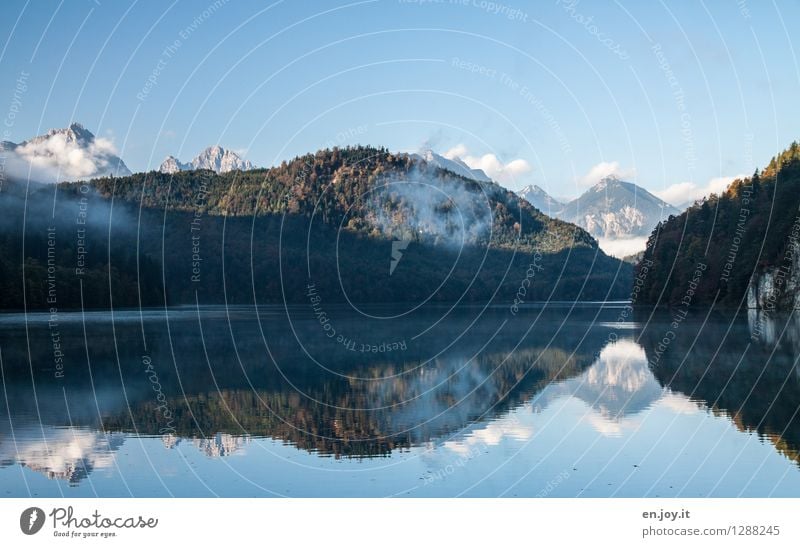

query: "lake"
xmin=1 ymin=302 xmax=798 ymax=497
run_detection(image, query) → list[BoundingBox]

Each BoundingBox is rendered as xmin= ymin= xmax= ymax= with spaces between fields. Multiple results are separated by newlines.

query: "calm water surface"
xmin=0 ymin=303 xmax=798 ymax=497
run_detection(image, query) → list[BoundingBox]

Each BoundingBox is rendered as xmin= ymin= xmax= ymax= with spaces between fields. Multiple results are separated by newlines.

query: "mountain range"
xmin=0 ymin=123 xmax=682 ymax=263
xmin=556 ymin=176 xmax=679 ymax=239
xmin=0 ymin=143 xmax=632 ymax=310
xmin=514 ymin=176 xmax=679 ymax=257
xmin=0 ymin=124 xmax=256 ymax=183
xmin=1 ymin=124 xmax=674 ymax=241
xmin=159 ymin=145 xmax=254 ymax=174
xmin=405 ymin=152 xmax=680 ymax=257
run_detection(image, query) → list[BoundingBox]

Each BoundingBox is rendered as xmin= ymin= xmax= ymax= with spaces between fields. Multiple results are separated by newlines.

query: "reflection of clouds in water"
xmin=585 ymin=340 xmax=651 ymax=393
xmin=161 ymin=433 xmax=180 ymax=450
xmin=0 ymin=427 xmax=123 ymax=483
xmin=434 ymin=340 xmax=664 ymax=448
xmin=527 ymin=339 xmax=671 ymax=438
xmin=584 ymin=413 xmax=640 ymax=438
xmin=656 ymin=391 xmax=702 ymax=415
xmin=356 ymin=353 xmax=538 ymax=445
xmin=573 ymin=340 xmax=704 ymax=436
xmin=161 ymin=432 xmax=250 ymax=458
xmin=0 ymin=427 xmax=251 ymax=484
xmin=444 ymin=408 xmax=534 ymax=456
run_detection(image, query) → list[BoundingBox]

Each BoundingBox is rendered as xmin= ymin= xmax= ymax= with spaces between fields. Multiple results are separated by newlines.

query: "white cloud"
xmin=8 ymin=130 xmax=129 ymax=183
xmin=597 ymin=237 xmax=648 ymax=258
xmin=443 ymin=143 xmax=468 ymax=158
xmin=585 ymin=413 xmax=625 ymax=437
xmin=444 ymin=144 xmax=532 ymax=183
xmin=0 ymin=426 xmax=122 ymax=481
xmin=654 ymin=174 xmax=746 ymax=207
xmin=653 ymin=181 xmax=695 ymax=206
xmin=580 ymin=161 xmax=636 ymax=187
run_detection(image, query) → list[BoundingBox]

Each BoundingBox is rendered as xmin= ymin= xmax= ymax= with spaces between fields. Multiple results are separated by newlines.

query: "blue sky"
xmin=2 ymin=0 xmax=799 ymax=202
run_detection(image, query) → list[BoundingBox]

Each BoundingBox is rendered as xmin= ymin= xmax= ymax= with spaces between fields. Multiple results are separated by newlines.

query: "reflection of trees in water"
xmin=1 ymin=308 xmax=614 ymax=460
xmin=6 ymin=305 xmax=798 ymax=483
xmin=637 ymin=309 xmax=800 ymax=465
xmin=101 ymin=343 xmax=598 ymax=458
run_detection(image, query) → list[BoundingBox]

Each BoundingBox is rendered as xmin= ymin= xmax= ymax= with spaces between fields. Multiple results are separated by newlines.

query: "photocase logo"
xmin=20 ymin=507 xmax=45 ymax=535
xmin=390 ymin=238 xmax=412 ymax=276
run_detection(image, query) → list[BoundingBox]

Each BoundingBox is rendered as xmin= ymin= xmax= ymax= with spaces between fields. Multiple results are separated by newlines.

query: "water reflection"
xmin=0 ymin=304 xmax=798 ymax=491
xmin=526 ymin=339 xmax=667 ymax=438
xmin=0 ymin=427 xmax=124 ymax=484
xmin=638 ymin=308 xmax=800 ymax=465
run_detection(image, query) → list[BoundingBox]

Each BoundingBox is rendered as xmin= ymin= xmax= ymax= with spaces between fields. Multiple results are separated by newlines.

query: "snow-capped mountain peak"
xmin=37 ymin=122 xmax=95 ymax=145
xmin=159 ymin=146 xmax=254 ymax=174
xmin=412 ymin=149 xmax=492 ymax=182
xmin=516 ymin=184 xmax=565 ymax=215
xmin=0 ymin=123 xmax=131 ymax=182
xmin=594 ymin=174 xmax=621 ymax=191
xmin=557 ymin=177 xmax=680 ymax=256
xmin=159 ymin=155 xmax=190 ymax=174
xmin=514 ymin=175 xmax=681 ymax=257
xmin=192 ymin=145 xmax=253 ymax=172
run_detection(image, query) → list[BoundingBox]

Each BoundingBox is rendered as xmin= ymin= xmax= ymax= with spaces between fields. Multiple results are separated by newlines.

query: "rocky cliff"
xmin=747 ymin=239 xmax=800 ymax=310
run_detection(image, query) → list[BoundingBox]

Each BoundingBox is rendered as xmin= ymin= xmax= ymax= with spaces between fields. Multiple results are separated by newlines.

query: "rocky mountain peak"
xmin=159 ymin=146 xmax=254 ymax=174
xmin=1 ymin=123 xmax=131 ymax=182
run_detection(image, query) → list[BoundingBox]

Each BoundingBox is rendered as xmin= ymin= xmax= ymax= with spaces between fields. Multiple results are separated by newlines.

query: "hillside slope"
xmin=636 ymin=141 xmax=800 ymax=308
xmin=1 ymin=146 xmax=632 ymax=309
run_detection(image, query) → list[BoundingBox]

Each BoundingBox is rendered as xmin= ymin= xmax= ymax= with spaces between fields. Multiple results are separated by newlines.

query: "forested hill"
xmin=636 ymin=141 xmax=800 ymax=307
xmin=1 ymin=146 xmax=632 ymax=309
xmin=69 ymin=146 xmax=595 ymax=254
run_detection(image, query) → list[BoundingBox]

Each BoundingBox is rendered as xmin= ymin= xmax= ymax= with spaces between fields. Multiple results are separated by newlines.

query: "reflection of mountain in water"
xmin=0 ymin=427 xmax=124 ymax=484
xmin=528 ymin=340 xmax=667 ymax=437
xmin=638 ymin=308 xmax=800 ymax=465
xmin=100 ymin=343 xmax=599 ymax=458
xmin=571 ymin=339 xmax=664 ymax=419
xmin=0 ymin=427 xmax=253 ymax=484
xmin=160 ymin=433 xmax=251 ymax=457
xmin=192 ymin=433 xmax=251 ymax=457
xmin=0 ymin=307 xmax=615 ymax=471
xmin=2 ymin=305 xmax=799 ymax=484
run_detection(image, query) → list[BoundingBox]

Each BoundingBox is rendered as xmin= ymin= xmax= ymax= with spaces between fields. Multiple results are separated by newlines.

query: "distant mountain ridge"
xmin=513 ymin=176 xmax=680 ymax=256
xmin=159 ymin=145 xmax=254 ymax=174
xmin=0 ymin=145 xmax=632 ymax=310
xmin=96 ymin=146 xmax=601 ymax=256
xmin=419 ymin=150 xmax=677 ymax=257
